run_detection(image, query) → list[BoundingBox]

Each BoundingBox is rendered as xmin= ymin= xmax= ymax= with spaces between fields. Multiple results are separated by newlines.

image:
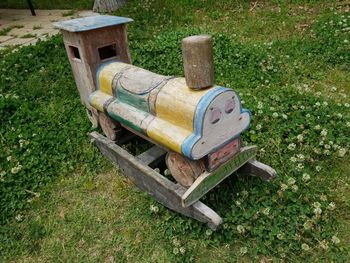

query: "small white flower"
xmin=272 ymin=112 xmax=278 ymax=118
xmin=0 ymin=171 xmax=5 ymax=182
xmin=173 ymin=248 xmax=179 ymax=255
xmin=7 ymin=156 xmax=12 ymax=161
xmin=316 ymin=166 xmax=322 ymax=172
xmin=296 ymin=154 xmax=305 ymax=161
xmin=11 ymin=164 xmax=22 ymax=174
xmin=314 ymin=125 xmax=321 ymax=131
xmin=327 ymin=202 xmax=336 ymax=210
xmin=257 ymin=102 xmax=263 ymax=109
xmin=296 ymin=163 xmax=304 ymax=170
xmin=323 ymin=101 xmax=328 ymax=106
xmin=338 ymin=148 xmax=347 ymax=157
xmin=280 ymin=183 xmax=288 ymax=191
xmin=256 ymin=124 xmax=262 ymax=130
xmin=290 ymin=156 xmax=297 ymax=162
xmin=346 ymin=122 xmax=350 ymax=128
xmin=277 ymin=233 xmax=284 ymax=240
xmin=288 ymin=143 xmax=296 ymax=151
xmin=313 ymin=148 xmax=321 ymax=154
xmin=149 ymin=204 xmax=159 ymax=213
xmin=15 ymin=214 xmax=23 ymax=221
xmin=291 ymin=184 xmax=298 ymax=192
xmin=282 ymin=114 xmax=288 ymax=119
xmin=301 ymin=243 xmax=310 ymax=251
xmin=302 ymin=173 xmax=311 ymax=182
xmin=258 ymin=110 xmax=263 ymax=114
xmin=321 ymin=129 xmax=328 ymax=137
xmin=313 ymin=207 xmax=322 ymax=215
xmin=172 ymin=238 xmax=180 ymax=246
xmin=319 ymin=240 xmax=329 ymax=250
xmin=331 ymin=235 xmax=340 ymax=244
xmin=312 ymin=202 xmax=321 ymax=208
xmin=262 ymin=207 xmax=270 ymax=216
xmin=303 ymin=220 xmax=313 ymax=230
xmin=240 ymin=246 xmax=248 ymax=254
xmin=332 ymin=144 xmax=340 ymax=150
xmin=237 ymin=225 xmax=245 ymax=234
xmin=297 ymin=134 xmax=304 ymax=142
xmin=320 ymin=194 xmax=327 ymax=201
xmin=179 ymin=247 xmax=186 ymax=254
xmin=287 ymin=177 xmax=296 ymax=185
xmin=323 ymin=149 xmax=331 ymax=155
xmin=315 ymin=102 xmax=321 ymax=107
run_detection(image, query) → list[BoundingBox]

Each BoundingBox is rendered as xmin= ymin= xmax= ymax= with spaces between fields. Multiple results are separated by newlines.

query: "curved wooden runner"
xmin=181 ymin=146 xmax=258 ymax=207
xmin=89 ymin=132 xmax=223 ymax=230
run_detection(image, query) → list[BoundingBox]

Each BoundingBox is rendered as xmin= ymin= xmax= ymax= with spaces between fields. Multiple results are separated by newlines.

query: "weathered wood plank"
xmin=90 ymin=132 xmax=223 ymax=230
xmin=136 ymin=146 xmax=166 ymax=166
xmin=237 ymin=160 xmax=277 ymax=181
xmin=182 ymin=35 xmax=214 ymax=89
xmin=181 ymin=146 xmax=258 ymax=207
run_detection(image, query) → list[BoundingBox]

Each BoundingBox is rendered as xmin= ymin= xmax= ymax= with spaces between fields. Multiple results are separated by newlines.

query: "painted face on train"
xmin=182 ymin=89 xmax=250 ymax=160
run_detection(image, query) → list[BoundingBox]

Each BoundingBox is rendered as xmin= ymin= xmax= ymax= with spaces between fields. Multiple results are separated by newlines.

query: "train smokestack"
xmin=182 ymin=35 xmax=214 ymax=90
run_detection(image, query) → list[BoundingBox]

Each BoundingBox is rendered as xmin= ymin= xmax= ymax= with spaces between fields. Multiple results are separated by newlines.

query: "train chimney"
xmin=181 ymin=35 xmax=214 ymax=90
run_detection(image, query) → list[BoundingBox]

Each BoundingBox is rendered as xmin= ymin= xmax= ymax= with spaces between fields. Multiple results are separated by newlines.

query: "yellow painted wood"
xmin=89 ymin=91 xmax=113 ymax=112
xmin=147 ymin=117 xmax=191 ymax=153
xmin=98 ymin=62 xmax=129 ymax=95
xmin=155 ymin=78 xmax=210 ymax=132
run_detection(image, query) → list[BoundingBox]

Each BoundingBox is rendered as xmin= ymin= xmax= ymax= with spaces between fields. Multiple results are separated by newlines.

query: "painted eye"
xmin=225 ymin=99 xmax=235 ymax=114
xmin=209 ymin=107 xmax=222 ymax=124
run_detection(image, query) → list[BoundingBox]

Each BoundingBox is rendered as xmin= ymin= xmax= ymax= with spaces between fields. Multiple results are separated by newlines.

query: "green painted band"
xmin=182 ymin=146 xmax=257 ymax=207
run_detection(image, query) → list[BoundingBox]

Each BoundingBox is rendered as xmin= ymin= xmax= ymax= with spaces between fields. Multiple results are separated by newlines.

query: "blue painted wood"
xmin=181 ymin=87 xmax=251 ymax=159
xmin=53 ymin=15 xmax=133 ymax=32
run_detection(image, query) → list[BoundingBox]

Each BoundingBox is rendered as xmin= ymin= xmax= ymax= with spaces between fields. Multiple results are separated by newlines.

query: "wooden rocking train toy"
xmin=55 ymin=15 xmax=276 ymax=230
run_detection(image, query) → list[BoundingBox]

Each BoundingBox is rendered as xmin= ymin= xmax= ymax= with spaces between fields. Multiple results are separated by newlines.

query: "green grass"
xmin=1 ymin=0 xmax=349 ymax=261
xmin=20 ymin=33 xmax=36 ymax=38
xmin=32 ymin=25 xmax=42 ymax=30
xmin=0 ymin=25 xmax=23 ymax=36
xmin=61 ymin=10 xmax=76 ymax=17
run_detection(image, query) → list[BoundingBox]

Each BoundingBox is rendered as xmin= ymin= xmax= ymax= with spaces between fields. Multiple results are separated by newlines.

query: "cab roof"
xmin=53 ymin=15 xmax=133 ymax=32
